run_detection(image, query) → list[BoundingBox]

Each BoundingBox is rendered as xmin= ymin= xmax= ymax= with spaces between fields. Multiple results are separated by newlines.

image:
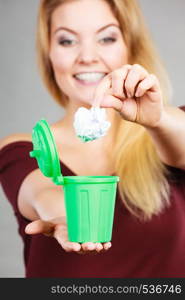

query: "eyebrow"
xmin=54 ymin=23 xmax=120 ymax=35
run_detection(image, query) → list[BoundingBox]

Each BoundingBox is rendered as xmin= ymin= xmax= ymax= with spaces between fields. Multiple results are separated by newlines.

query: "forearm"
xmin=33 ymin=187 xmax=66 ymax=221
xmin=145 ymin=106 xmax=185 ymax=169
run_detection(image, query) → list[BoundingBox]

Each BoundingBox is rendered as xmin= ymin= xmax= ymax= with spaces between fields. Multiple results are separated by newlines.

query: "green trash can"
xmin=29 ymin=119 xmax=119 ymax=243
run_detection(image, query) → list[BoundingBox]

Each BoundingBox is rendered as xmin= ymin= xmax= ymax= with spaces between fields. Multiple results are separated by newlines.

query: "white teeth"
xmin=74 ymin=72 xmax=106 ymax=82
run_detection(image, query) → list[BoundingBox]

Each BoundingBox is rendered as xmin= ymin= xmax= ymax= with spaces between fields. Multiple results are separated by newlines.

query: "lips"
xmin=73 ymin=72 xmax=107 ymax=83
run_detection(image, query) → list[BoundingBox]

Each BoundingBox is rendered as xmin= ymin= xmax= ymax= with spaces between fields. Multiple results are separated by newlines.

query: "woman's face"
xmin=49 ymin=0 xmax=128 ymax=107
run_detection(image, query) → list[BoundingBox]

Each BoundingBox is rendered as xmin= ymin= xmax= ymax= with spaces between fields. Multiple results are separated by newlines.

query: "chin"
xmin=74 ymin=96 xmax=94 ymax=108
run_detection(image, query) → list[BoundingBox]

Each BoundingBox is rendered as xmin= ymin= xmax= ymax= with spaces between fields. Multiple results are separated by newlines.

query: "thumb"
xmin=25 ymin=219 xmax=54 ymax=236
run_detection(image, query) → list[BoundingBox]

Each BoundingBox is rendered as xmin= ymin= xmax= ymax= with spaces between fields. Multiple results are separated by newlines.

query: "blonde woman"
xmin=0 ymin=0 xmax=185 ymax=277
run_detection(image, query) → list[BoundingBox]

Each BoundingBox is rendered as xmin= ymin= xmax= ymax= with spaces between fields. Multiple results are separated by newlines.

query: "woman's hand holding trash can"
xmin=25 ymin=216 xmax=112 ymax=255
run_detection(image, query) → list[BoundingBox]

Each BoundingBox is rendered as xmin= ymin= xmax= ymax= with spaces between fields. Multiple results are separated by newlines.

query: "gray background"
xmin=0 ymin=0 xmax=185 ymax=277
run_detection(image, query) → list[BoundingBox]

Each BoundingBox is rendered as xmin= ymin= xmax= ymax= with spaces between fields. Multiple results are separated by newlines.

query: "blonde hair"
xmin=37 ymin=0 xmax=172 ymax=220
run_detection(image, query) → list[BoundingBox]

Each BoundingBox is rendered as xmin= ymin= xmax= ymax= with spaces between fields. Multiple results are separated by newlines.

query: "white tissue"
xmin=73 ymin=107 xmax=111 ymax=142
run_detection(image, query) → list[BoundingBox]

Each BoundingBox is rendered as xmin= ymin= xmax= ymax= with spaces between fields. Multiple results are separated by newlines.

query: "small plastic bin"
xmin=30 ymin=119 xmax=119 ymax=243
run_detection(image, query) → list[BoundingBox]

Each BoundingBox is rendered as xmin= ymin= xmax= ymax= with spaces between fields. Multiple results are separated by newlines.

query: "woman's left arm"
xmin=145 ymin=105 xmax=185 ymax=169
xmin=93 ymin=64 xmax=185 ymax=169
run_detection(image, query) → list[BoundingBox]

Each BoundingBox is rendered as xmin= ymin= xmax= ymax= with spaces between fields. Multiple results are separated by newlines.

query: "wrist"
xmin=144 ymin=108 xmax=169 ymax=132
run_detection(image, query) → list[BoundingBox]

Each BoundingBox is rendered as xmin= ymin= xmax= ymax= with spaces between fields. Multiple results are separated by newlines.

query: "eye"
xmin=99 ymin=37 xmax=117 ymax=44
xmin=58 ymin=39 xmax=76 ymax=46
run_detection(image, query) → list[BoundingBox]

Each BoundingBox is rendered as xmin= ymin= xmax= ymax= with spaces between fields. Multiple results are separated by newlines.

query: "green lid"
xmin=29 ymin=119 xmax=64 ymax=185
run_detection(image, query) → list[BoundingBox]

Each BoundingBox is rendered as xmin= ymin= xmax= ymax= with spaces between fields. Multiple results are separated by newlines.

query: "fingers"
xmin=103 ymin=242 xmax=112 ymax=251
xmin=80 ymin=242 xmax=111 ymax=252
xmin=93 ymin=74 xmax=111 ymax=107
xmin=25 ymin=219 xmax=54 ymax=236
xmin=56 ymin=237 xmax=112 ymax=255
xmin=111 ymin=65 xmax=132 ymax=99
xmin=54 ymin=225 xmax=101 ymax=254
xmin=135 ymin=74 xmax=160 ymax=98
xmin=124 ymin=64 xmax=148 ymax=98
xmin=111 ymin=64 xmax=148 ymax=99
xmin=96 ymin=242 xmax=112 ymax=253
xmin=93 ymin=64 xmax=159 ymax=110
xmin=75 ymin=242 xmax=111 ymax=255
xmin=99 ymin=94 xmax=123 ymax=112
xmin=54 ymin=225 xmax=81 ymax=252
xmin=81 ymin=242 xmax=97 ymax=251
xmin=59 ymin=239 xmax=82 ymax=253
xmin=25 ymin=220 xmax=112 ymax=255
xmin=93 ymin=64 xmax=131 ymax=106
xmin=54 ymin=223 xmax=77 ymax=252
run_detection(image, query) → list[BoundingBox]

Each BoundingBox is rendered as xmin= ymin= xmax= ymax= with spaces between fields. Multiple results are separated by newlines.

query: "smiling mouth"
xmin=73 ymin=72 xmax=107 ymax=84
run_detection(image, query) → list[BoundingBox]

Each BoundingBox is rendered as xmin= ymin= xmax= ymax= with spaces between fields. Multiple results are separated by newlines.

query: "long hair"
xmin=37 ymin=0 xmax=172 ymax=220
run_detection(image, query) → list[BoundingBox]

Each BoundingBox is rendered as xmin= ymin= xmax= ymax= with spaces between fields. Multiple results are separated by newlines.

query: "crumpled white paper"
xmin=73 ymin=107 xmax=111 ymax=142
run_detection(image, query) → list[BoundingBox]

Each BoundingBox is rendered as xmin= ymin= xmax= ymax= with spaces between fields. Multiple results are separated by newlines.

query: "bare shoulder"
xmin=0 ymin=133 xmax=32 ymax=150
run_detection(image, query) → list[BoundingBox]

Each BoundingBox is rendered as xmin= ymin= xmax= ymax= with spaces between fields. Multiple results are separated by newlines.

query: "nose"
xmin=76 ymin=41 xmax=99 ymax=64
